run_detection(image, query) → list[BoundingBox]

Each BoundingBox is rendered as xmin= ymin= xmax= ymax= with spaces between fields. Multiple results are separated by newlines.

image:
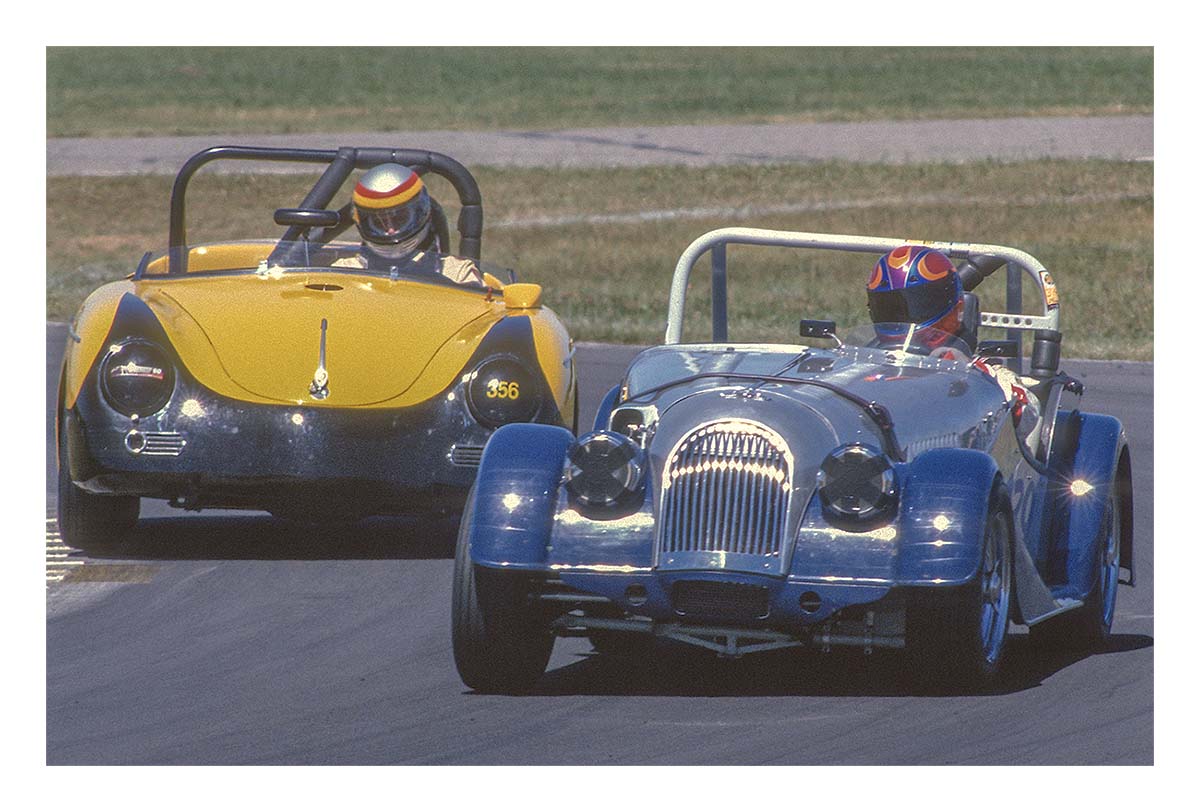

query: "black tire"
xmin=904 ymin=484 xmax=1014 ymax=691
xmin=451 ymin=489 xmax=554 ymax=693
xmin=56 ymin=442 xmax=139 ymax=548
xmin=1030 ymin=477 xmax=1124 ymax=651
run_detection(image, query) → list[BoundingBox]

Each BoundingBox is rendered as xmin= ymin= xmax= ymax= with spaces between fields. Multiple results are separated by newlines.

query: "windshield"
xmin=140 ymin=239 xmax=486 ymax=289
xmin=833 ymin=322 xmax=974 ymax=367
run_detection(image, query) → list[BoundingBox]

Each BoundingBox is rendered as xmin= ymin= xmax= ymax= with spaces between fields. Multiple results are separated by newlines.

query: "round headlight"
xmin=99 ymin=340 xmax=176 ymax=417
xmin=465 ymin=356 xmax=540 ymax=427
xmin=816 ymin=443 xmax=896 ymax=522
xmin=564 ymin=431 xmax=645 ymax=507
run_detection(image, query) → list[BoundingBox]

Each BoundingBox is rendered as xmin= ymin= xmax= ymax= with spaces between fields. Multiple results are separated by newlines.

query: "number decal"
xmin=486 ymin=380 xmax=521 ymax=400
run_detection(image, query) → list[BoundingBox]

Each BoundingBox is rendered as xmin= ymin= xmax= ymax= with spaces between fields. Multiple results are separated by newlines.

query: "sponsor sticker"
xmin=1042 ymin=271 xmax=1060 ymax=309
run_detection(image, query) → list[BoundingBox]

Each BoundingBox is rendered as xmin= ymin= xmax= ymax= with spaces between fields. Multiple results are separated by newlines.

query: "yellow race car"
xmin=56 ymin=146 xmax=577 ymax=544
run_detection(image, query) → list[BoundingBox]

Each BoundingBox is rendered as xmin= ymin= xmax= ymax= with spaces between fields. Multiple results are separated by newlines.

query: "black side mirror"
xmin=976 ymin=339 xmax=1019 ymax=359
xmin=800 ymin=319 xmax=837 ymax=339
xmin=274 ymin=208 xmax=342 ymax=228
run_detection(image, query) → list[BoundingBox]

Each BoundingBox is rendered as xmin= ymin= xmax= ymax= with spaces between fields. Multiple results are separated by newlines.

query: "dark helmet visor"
xmin=868 ymin=275 xmax=960 ymax=326
xmin=357 ymin=194 xmax=432 ymax=244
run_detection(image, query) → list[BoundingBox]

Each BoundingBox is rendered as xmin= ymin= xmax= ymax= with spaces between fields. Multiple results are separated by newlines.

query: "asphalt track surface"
xmin=46 ymin=115 xmax=1153 ymax=174
xmin=45 ymin=323 xmax=1153 ymax=765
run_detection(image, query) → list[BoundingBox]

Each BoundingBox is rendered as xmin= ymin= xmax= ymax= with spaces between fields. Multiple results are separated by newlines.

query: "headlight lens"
xmin=99 ymin=340 xmax=176 ymax=417
xmin=465 ymin=356 xmax=540 ymax=428
xmin=816 ymin=443 xmax=897 ymax=522
xmin=564 ymin=431 xmax=645 ymax=507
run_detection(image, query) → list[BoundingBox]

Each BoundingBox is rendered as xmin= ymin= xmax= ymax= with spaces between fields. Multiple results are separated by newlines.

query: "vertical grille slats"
xmin=659 ymin=421 xmax=792 ymax=566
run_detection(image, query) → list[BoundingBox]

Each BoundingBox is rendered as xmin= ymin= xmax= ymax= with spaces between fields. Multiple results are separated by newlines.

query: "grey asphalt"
xmin=46 ymin=115 xmax=1153 ymax=174
xmin=45 ymin=323 xmax=1153 ymax=764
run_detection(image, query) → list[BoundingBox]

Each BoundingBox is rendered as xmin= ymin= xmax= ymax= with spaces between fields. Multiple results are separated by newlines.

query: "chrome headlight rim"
xmin=464 ymin=353 xmax=542 ymax=428
xmin=564 ymin=430 xmax=646 ymax=507
xmin=98 ymin=338 xmax=177 ymax=418
xmin=816 ymin=442 xmax=897 ymax=524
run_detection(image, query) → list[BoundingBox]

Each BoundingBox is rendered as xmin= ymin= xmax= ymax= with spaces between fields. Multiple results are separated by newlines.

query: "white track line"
xmin=491 ymin=191 xmax=1150 ymax=230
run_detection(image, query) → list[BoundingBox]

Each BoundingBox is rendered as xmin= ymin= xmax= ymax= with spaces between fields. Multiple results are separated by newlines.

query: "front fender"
xmin=468 ymin=422 xmax=574 ymax=569
xmin=1058 ymin=412 xmax=1128 ymax=596
xmin=894 ymin=448 xmax=1000 ymax=585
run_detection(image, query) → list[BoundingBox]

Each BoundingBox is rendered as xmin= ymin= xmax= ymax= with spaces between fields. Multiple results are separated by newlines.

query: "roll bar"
xmin=166 ymin=145 xmax=484 ymax=275
xmin=665 ymin=227 xmax=1064 ymax=377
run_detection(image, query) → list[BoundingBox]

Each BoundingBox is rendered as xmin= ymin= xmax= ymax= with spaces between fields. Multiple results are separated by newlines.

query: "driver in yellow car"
xmin=333 ymin=163 xmax=483 ymax=286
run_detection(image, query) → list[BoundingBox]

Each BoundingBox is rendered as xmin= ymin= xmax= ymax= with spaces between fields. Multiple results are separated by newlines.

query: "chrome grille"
xmin=659 ymin=420 xmax=793 ymax=560
xmin=140 ymin=432 xmax=186 ymax=456
xmin=449 ymin=445 xmax=485 ymax=467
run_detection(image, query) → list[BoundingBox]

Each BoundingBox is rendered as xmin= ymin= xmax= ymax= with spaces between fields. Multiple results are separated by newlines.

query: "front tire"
xmin=904 ymin=485 xmax=1014 ymax=691
xmin=56 ymin=442 xmax=139 ymax=548
xmin=451 ymin=490 xmax=554 ymax=693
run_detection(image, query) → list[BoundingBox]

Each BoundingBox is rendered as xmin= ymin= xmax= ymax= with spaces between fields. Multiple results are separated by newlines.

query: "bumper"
xmin=64 ymin=376 xmax=495 ymax=514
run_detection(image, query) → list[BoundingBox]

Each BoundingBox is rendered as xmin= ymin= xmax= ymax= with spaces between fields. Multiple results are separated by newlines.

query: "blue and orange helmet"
xmin=866 ymin=246 xmax=964 ymax=343
xmin=352 ymin=163 xmax=433 ymax=253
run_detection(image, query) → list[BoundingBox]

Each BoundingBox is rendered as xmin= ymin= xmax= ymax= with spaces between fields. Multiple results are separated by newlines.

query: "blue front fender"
xmin=1058 ymin=412 xmax=1127 ymax=598
xmin=468 ymin=423 xmax=574 ymax=569
xmin=894 ymin=448 xmax=1000 ymax=586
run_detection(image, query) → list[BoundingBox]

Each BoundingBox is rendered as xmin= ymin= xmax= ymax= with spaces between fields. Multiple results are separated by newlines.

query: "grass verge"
xmin=47 ymin=159 xmax=1152 ymax=360
xmin=47 ymin=47 xmax=1152 ymax=137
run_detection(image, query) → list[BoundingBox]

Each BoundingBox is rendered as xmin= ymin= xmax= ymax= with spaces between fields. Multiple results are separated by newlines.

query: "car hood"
xmin=141 ymin=272 xmax=501 ymax=406
xmin=626 ymin=343 xmax=1006 ymax=461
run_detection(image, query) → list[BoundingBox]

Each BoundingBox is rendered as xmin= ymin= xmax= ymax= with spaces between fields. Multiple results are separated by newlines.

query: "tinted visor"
xmin=357 ymin=194 xmax=432 ymax=244
xmin=867 ymin=275 xmax=959 ymax=327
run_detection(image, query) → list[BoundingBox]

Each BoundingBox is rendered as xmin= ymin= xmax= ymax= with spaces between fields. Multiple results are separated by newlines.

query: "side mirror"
xmin=800 ymin=319 xmax=837 ymax=339
xmin=976 ymin=339 xmax=1019 ymax=359
xmin=274 ymin=208 xmax=342 ymax=228
xmin=503 ymin=283 xmax=543 ymax=310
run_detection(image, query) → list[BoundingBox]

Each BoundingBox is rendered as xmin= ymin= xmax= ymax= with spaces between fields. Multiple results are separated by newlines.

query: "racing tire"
xmin=451 ymin=489 xmax=554 ymax=693
xmin=1030 ymin=475 xmax=1125 ymax=651
xmin=56 ymin=445 xmax=139 ymax=549
xmin=903 ymin=484 xmax=1014 ymax=692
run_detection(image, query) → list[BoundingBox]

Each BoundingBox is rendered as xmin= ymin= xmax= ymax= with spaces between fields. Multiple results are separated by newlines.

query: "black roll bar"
xmin=166 ymin=145 xmax=485 ymax=274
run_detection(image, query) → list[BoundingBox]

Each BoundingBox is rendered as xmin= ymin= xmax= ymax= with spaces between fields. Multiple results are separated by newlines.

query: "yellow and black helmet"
xmin=352 ymin=163 xmax=433 ymax=252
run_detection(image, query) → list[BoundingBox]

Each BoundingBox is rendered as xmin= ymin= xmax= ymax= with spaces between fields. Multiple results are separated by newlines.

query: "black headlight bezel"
xmin=816 ymin=443 xmax=897 ymax=525
xmin=464 ymin=354 xmax=542 ymax=428
xmin=564 ymin=431 xmax=647 ymax=508
xmin=98 ymin=339 xmax=177 ymax=418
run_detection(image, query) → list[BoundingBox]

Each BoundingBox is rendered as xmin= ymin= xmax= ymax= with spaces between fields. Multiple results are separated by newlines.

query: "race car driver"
xmin=334 ymin=163 xmax=483 ymax=286
xmin=867 ymin=245 xmax=1042 ymax=448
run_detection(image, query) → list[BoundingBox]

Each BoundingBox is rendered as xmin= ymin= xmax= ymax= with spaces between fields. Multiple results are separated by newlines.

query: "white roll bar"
xmin=665 ymin=227 xmax=1060 ymax=345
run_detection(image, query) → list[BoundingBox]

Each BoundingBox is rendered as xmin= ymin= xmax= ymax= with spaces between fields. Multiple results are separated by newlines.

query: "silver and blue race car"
xmin=451 ymin=228 xmax=1134 ymax=693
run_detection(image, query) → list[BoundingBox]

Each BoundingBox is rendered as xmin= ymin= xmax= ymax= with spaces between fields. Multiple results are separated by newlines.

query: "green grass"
xmin=46 ymin=47 xmax=1153 ymax=137
xmin=47 ymin=160 xmax=1152 ymax=360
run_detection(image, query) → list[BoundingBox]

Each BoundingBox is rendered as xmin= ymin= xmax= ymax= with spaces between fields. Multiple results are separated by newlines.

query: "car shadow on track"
xmin=67 ymin=514 xmax=460 ymax=562
xmin=524 ymin=632 xmax=1153 ymax=698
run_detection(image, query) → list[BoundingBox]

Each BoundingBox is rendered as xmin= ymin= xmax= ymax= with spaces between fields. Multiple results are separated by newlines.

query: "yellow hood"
xmin=143 ymin=272 xmax=501 ymax=407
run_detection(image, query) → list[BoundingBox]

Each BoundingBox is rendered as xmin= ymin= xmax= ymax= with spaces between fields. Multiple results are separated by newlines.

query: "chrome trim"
xmin=309 ymin=318 xmax=329 ymax=400
xmin=658 ymin=419 xmax=793 ymax=571
xmin=126 ymin=430 xmax=186 ymax=457
xmin=449 ymin=444 xmax=485 ymax=467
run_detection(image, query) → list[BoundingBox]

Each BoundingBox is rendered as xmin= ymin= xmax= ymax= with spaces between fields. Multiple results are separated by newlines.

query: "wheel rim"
xmin=1100 ymin=491 xmax=1121 ymax=628
xmin=979 ymin=511 xmax=1012 ymax=664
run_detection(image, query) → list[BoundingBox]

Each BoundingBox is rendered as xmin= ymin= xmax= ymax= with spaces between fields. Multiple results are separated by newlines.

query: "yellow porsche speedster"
xmin=56 ymin=146 xmax=577 ymax=544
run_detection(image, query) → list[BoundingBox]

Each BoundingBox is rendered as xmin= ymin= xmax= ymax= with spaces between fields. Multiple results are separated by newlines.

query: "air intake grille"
xmin=140 ymin=432 xmax=186 ymax=456
xmin=449 ymin=445 xmax=485 ymax=467
xmin=672 ymin=580 xmax=770 ymax=621
xmin=659 ymin=420 xmax=792 ymax=561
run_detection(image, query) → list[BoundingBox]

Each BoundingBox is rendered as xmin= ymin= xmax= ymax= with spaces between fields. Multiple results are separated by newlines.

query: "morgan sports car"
xmin=56 ymin=146 xmax=577 ymax=545
xmin=452 ymin=227 xmax=1134 ymax=692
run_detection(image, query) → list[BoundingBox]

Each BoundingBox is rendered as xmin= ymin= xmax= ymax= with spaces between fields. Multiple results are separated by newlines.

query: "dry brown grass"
xmin=47 ymin=160 xmax=1152 ymax=360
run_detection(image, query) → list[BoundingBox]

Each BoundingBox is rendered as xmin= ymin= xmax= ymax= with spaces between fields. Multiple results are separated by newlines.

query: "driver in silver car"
xmin=868 ymin=245 xmax=1042 ymax=446
xmin=334 ymin=163 xmax=483 ymax=286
